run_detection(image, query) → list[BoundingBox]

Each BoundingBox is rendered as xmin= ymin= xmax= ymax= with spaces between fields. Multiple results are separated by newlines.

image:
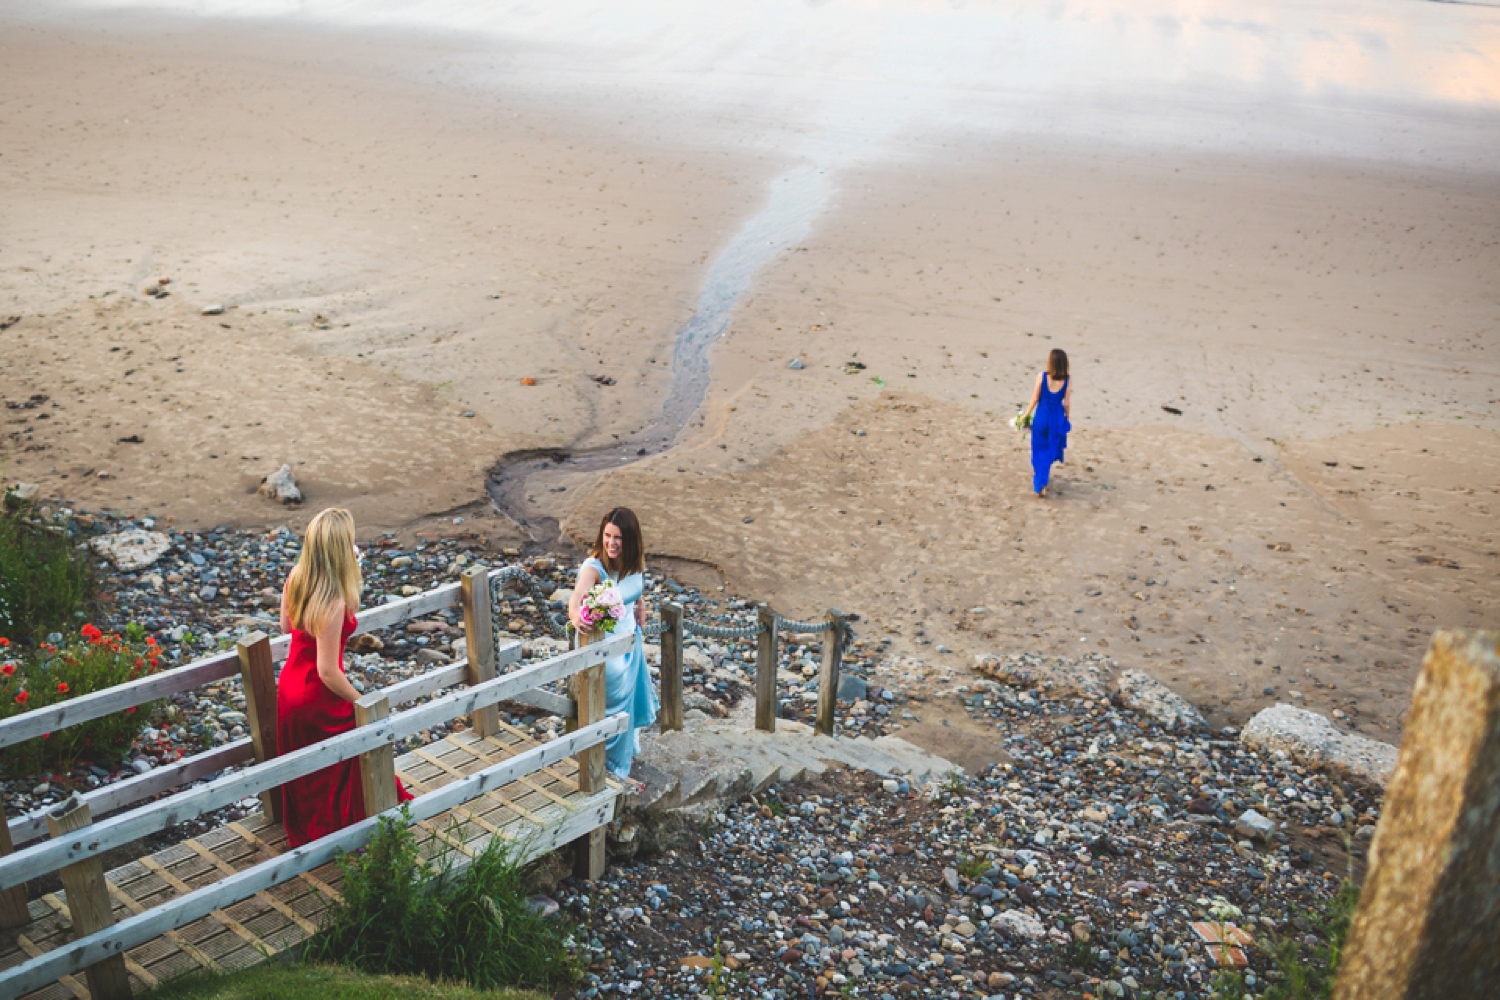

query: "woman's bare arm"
xmin=313 ymin=604 xmax=361 ymax=703
xmin=1063 ymin=377 xmax=1073 ymax=417
xmin=279 ymin=580 xmax=291 ymax=634
xmin=569 ymin=564 xmax=602 ymax=630
xmin=1025 ymin=371 xmax=1044 ymax=415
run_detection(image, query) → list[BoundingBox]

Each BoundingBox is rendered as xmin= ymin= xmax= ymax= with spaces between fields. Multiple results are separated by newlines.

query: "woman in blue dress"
xmin=568 ymin=506 xmax=658 ymax=791
xmin=1022 ymin=349 xmax=1072 ymax=497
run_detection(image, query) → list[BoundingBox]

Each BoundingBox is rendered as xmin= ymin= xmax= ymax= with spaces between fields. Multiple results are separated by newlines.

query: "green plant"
xmin=1263 ymin=879 xmax=1360 ymax=1000
xmin=306 ymin=811 xmax=580 ymax=991
xmin=955 ymin=854 xmax=988 ymax=879
xmin=0 ymin=623 xmax=162 ymax=775
xmin=707 ymin=938 xmax=729 ymax=998
xmin=135 ymin=961 xmax=545 ymax=1000
xmin=0 ymin=509 xmax=97 ymax=644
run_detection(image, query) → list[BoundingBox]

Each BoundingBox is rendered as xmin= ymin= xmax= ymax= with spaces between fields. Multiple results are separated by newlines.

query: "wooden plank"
xmin=46 ymin=798 xmax=131 ymax=1000
xmin=223 ymin=822 xmax=341 ymax=905
xmin=385 ymin=663 xmax=467 ymax=707
xmin=236 ymin=634 xmax=280 ymax=823
xmin=354 ymin=695 xmax=399 ymax=818
xmin=815 ymin=609 xmax=847 ymax=738
xmin=40 ymin=895 xmax=158 ymax=989
xmin=755 ymin=604 xmax=779 ymax=733
xmin=8 ymin=742 xmax=255 ymax=849
xmin=570 ymin=628 xmax=607 ymax=882
xmin=659 ymin=602 xmax=685 ymax=732
xmin=414 ymin=743 xmax=570 ymax=810
xmin=12 ymin=933 xmax=90 ymax=1000
xmin=0 ymin=715 xmax=627 ymax=1000
xmin=463 ymin=731 xmax=579 ymax=803
xmin=183 ymin=842 xmax=318 ymax=937
xmin=0 ymin=631 xmax=632 ymax=891
xmin=351 ymin=582 xmax=462 ymax=636
xmin=0 ymin=801 xmax=29 ymax=927
xmin=461 ymin=566 xmax=499 ymax=738
xmin=137 ymin=858 xmax=265 ymax=954
xmin=103 ymin=883 xmax=225 ymax=974
xmin=509 ymin=687 xmax=574 ymax=718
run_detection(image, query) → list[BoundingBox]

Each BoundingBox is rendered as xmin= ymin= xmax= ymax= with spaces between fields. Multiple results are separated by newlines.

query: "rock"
xmin=838 ymin=673 xmax=868 ymax=701
xmin=414 ymin=647 xmax=452 ymax=665
xmin=788 ymin=358 xmax=805 ymax=370
xmin=4 ymin=482 xmax=40 ymax=510
xmin=1080 ymin=807 xmax=1108 ymax=824
xmin=198 ymin=586 xmax=218 ymax=602
xmin=991 ymin=909 xmax=1046 ymax=940
xmin=391 ymin=555 xmax=413 ymax=568
xmin=974 ymin=652 xmax=1109 ymax=699
xmin=1116 ymin=669 xmax=1205 ymax=730
xmin=351 ymin=634 xmax=384 ymax=654
xmin=201 ymin=304 xmax=225 ymax=315
xmin=90 ymin=529 xmax=173 ymax=571
xmin=258 ymin=464 xmax=302 ymax=505
xmin=1241 ymin=703 xmax=1398 ymax=787
xmin=1235 ymin=808 xmax=1276 ymax=841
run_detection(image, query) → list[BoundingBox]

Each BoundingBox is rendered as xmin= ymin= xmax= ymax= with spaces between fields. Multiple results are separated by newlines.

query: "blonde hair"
xmin=286 ymin=508 xmax=362 ymax=633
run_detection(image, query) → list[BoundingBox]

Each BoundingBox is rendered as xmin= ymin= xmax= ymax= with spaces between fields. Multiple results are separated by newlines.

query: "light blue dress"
xmin=581 ymin=557 xmax=658 ymax=778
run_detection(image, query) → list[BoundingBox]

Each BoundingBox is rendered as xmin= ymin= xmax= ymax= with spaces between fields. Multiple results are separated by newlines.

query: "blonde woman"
xmin=277 ymin=508 xmax=410 ymax=846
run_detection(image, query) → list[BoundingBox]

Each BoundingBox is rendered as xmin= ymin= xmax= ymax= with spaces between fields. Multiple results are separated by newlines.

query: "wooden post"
xmin=570 ymin=628 xmax=607 ymax=881
xmin=659 ymin=602 xmax=685 ymax=733
xmin=461 ymin=565 xmax=499 ymax=739
xmin=0 ymin=804 xmax=29 ymax=928
xmin=815 ymin=609 xmax=847 ymax=738
xmin=354 ymin=694 xmax=399 ymax=819
xmin=755 ymin=604 xmax=779 ymax=733
xmin=46 ymin=796 xmax=131 ymax=1000
xmin=235 ymin=632 xmax=280 ymax=822
xmin=1333 ymin=630 xmax=1500 ymax=1000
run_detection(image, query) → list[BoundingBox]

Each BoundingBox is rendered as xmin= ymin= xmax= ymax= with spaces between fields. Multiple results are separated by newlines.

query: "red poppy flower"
xmin=0 ymin=664 xmax=13 ymax=677
xmin=135 ymin=658 xmax=144 ymax=668
xmin=0 ymin=637 xmax=9 ymax=647
xmin=81 ymin=624 xmax=103 ymax=642
xmin=14 ymin=690 xmax=28 ymax=705
xmin=57 ymin=681 xmax=69 ymax=694
xmin=126 ymin=706 xmax=136 ymax=714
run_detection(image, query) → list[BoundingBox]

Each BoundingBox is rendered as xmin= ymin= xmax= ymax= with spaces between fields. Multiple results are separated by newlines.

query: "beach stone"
xmin=90 ymin=529 xmax=173 ymax=571
xmin=414 ymin=648 xmax=451 ymax=665
xmin=201 ymin=304 xmax=224 ymax=315
xmin=1116 ymin=669 xmax=1205 ymax=730
xmin=1234 ymin=808 xmax=1276 ymax=841
xmin=4 ymin=482 xmax=40 ymax=510
xmin=974 ymin=652 xmax=1109 ymax=699
xmin=838 ymin=673 xmax=868 ymax=701
xmin=1335 ymin=631 xmax=1500 ymax=1000
xmin=1242 ymin=703 xmax=1398 ymax=788
xmin=990 ymin=909 xmax=1045 ymax=941
xmin=258 ymin=464 xmax=302 ymax=504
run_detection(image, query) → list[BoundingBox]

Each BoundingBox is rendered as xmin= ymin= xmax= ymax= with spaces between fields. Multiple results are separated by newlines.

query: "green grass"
xmin=0 ymin=507 xmax=97 ymax=644
xmin=1263 ymin=879 xmax=1360 ymax=999
xmin=303 ymin=809 xmax=581 ymax=991
xmin=136 ymin=962 xmax=545 ymax=1000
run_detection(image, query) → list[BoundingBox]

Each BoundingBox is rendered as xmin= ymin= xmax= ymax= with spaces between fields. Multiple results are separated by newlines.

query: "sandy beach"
xmin=2 ymin=0 xmax=1497 ymax=744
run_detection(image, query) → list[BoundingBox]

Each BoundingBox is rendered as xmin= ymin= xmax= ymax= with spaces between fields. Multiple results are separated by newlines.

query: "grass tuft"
xmin=0 ymin=506 xmax=97 ymax=645
xmin=304 ymin=809 xmax=581 ymax=991
xmin=136 ymin=961 xmax=545 ymax=1000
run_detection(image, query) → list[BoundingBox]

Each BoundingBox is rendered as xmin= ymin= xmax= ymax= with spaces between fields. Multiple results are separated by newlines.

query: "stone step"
xmin=870 ymin=736 xmax=962 ymax=778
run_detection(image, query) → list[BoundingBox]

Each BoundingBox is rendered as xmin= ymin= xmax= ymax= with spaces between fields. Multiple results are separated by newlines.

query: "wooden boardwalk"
xmin=2 ymin=724 xmax=616 ymax=1000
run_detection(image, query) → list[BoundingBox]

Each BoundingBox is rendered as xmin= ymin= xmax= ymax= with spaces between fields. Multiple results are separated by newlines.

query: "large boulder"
xmin=974 ymin=652 xmax=1109 ymax=699
xmin=90 ymin=529 xmax=173 ymax=572
xmin=1117 ymin=669 xmax=1205 ymax=730
xmin=1241 ymin=703 xmax=1397 ymax=788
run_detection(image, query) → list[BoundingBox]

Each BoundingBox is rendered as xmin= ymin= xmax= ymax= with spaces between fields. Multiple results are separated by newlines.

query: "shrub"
xmin=306 ymin=810 xmax=580 ymax=991
xmin=0 ymin=623 xmax=162 ymax=776
xmin=0 ymin=510 xmax=97 ymax=644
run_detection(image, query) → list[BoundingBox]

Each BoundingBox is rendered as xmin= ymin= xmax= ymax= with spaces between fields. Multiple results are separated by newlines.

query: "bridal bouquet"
xmin=1010 ymin=408 xmax=1033 ymax=432
xmin=571 ymin=582 xmax=626 ymax=635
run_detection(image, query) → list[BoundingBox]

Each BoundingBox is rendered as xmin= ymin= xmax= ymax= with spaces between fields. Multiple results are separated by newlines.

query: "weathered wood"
xmin=755 ymin=604 xmax=779 ymax=733
xmin=8 ymin=740 xmax=255 ymax=848
xmin=45 ymin=798 xmax=131 ymax=1000
xmin=659 ymin=602 xmax=685 ymax=732
xmin=0 ymin=630 xmax=632 ymax=891
xmin=461 ymin=565 xmax=499 ymax=738
xmin=570 ymin=629 xmax=608 ymax=882
xmin=0 ymin=576 xmax=469 ymax=750
xmin=0 ymin=717 xmax=627 ymax=1000
xmin=1334 ymin=630 xmax=1500 ymax=1000
xmin=236 ymin=633 xmax=280 ymax=822
xmin=815 ymin=609 xmax=847 ymax=737
xmin=385 ymin=662 xmax=468 ymax=707
xmin=0 ymin=801 xmax=28 ymax=928
xmin=354 ymin=694 xmax=399 ymax=818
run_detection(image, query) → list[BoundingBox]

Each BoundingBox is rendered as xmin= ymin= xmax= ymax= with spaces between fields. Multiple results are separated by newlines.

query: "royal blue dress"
xmin=1030 ymin=374 xmax=1070 ymax=493
xmin=581 ymin=557 xmax=658 ymax=778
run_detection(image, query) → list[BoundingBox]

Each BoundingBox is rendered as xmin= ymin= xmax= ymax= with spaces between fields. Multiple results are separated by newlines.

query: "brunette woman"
xmin=277 ymin=507 xmax=410 ymax=846
xmin=569 ymin=507 xmax=657 ymax=790
xmin=1021 ymin=348 xmax=1072 ymax=496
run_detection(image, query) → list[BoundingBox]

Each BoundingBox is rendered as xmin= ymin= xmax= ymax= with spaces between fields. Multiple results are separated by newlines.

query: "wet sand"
xmin=3 ymin=3 xmax=1498 ymax=741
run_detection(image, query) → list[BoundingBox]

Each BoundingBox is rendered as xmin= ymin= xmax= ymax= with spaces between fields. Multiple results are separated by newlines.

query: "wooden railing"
xmin=0 ymin=565 xmax=631 ymax=1000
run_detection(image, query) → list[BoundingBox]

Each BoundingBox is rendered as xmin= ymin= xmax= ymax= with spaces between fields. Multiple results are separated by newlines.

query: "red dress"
xmin=276 ymin=610 xmax=411 ymax=847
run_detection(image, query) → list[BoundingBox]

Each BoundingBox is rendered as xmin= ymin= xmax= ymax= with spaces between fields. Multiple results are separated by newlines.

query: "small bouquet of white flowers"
xmin=571 ymin=582 xmax=626 ymax=635
xmin=1010 ymin=408 xmax=1032 ymax=432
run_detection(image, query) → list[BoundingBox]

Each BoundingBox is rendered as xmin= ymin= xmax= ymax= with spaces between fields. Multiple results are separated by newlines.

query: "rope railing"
xmin=487 ymin=567 xmax=853 ymax=648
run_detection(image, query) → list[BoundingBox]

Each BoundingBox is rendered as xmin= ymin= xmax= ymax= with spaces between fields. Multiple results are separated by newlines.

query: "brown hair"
xmin=590 ymin=506 xmax=644 ymax=579
xmin=1048 ymin=348 xmax=1069 ymax=381
xmin=286 ymin=508 xmax=362 ymax=633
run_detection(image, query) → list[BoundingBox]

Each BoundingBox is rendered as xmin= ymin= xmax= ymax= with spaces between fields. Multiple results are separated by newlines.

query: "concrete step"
xmin=870 ymin=736 xmax=963 ymax=778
